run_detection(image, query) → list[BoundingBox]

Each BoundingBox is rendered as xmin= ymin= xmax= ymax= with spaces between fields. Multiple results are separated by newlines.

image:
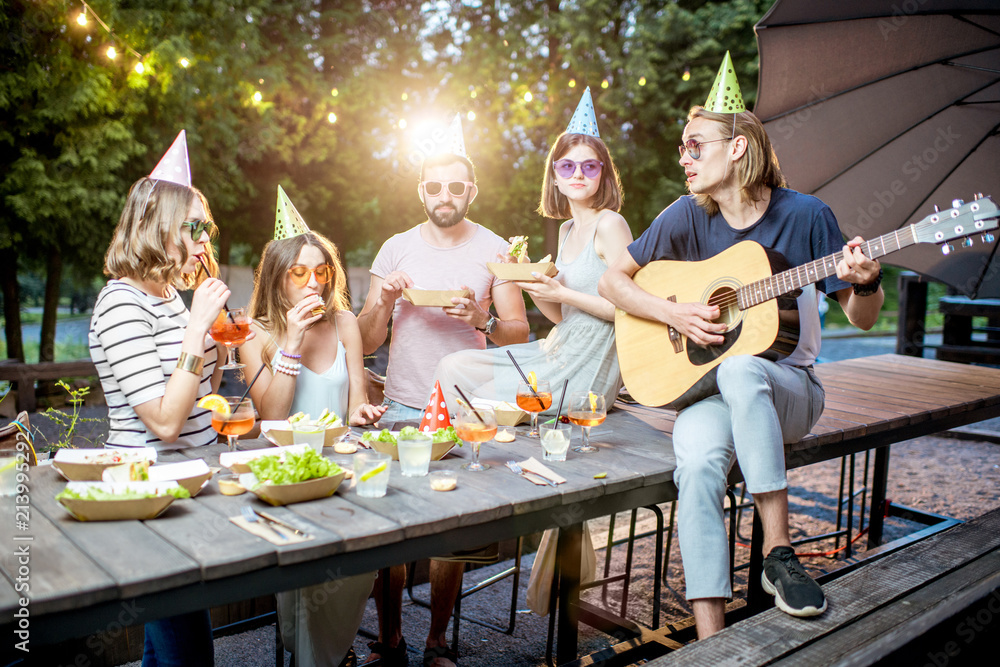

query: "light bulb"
xmin=134 ymin=62 xmax=145 ymax=74
xmin=76 ymin=12 xmax=88 ymax=27
xmin=328 ymin=112 xmax=337 ymax=123
xmin=467 ymin=111 xmax=475 ymax=121
xmin=601 ymin=79 xmax=609 ymax=89
xmin=568 ymin=79 xmax=576 ymax=88
xmin=106 ymin=46 xmax=117 ymax=60
xmin=524 ymin=91 xmax=532 ymax=102
xmin=638 ymin=76 xmax=646 ymax=86
xmin=252 ymin=91 xmax=262 ymax=103
xmin=179 ymin=58 xmax=190 ymax=68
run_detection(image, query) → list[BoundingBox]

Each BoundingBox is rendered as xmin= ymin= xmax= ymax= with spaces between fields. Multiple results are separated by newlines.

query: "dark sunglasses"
xmin=423 ymin=181 xmax=474 ymax=197
xmin=677 ymin=137 xmax=732 ymax=160
xmin=288 ymin=264 xmax=335 ymax=287
xmin=181 ymin=219 xmax=216 ymax=241
xmin=553 ymin=158 xmax=604 ymax=179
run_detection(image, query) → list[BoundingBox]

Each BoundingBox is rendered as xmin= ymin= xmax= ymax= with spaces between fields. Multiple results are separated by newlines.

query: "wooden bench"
xmin=937 ymin=295 xmax=1000 ymax=364
xmin=647 ymin=506 xmax=1000 ymax=666
xmin=0 ymin=359 xmax=98 ymax=413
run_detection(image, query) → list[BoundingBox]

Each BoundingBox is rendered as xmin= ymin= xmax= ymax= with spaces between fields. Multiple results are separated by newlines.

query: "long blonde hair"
xmin=104 ymin=177 xmax=219 ymax=288
xmin=687 ymin=107 xmax=786 ymax=217
xmin=249 ymin=232 xmax=350 ymax=370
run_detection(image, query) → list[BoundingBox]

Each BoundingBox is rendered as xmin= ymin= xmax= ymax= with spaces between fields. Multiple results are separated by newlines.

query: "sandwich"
xmin=507 ymin=236 xmax=529 ymax=263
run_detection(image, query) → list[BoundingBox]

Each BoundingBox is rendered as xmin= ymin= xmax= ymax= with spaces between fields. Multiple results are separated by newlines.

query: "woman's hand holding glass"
xmin=188 ymin=278 xmax=231 ymax=334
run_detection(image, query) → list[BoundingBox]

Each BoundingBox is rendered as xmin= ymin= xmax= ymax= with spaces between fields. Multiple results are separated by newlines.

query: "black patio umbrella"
xmin=754 ymin=0 xmax=1000 ymax=297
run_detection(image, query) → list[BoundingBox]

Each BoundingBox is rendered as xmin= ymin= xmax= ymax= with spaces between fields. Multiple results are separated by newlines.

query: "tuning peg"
xmin=974 ymin=193 xmax=984 ymax=200
xmin=962 ymin=238 xmax=974 ymax=248
xmin=983 ymin=233 xmax=995 ymax=243
xmin=942 ymin=244 xmax=954 ymax=255
xmin=952 ymin=199 xmax=965 ymax=209
xmin=934 ymin=205 xmax=940 ymax=213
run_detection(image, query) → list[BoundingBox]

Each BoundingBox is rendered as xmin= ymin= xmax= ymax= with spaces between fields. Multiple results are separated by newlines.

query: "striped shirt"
xmin=89 ymin=280 xmax=218 ymax=450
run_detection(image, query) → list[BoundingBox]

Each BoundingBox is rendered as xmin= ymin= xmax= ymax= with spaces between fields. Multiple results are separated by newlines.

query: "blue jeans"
xmin=379 ymin=398 xmax=424 ymax=424
xmin=672 ymin=356 xmax=824 ymax=600
xmin=142 ymin=610 xmax=214 ymax=667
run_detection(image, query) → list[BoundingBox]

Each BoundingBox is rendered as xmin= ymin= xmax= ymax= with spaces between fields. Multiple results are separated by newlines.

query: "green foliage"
xmin=39 ymin=380 xmax=106 ymax=450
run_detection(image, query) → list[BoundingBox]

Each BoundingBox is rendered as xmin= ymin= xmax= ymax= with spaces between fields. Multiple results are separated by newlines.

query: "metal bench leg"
xmin=868 ymin=445 xmax=892 ymax=548
xmin=746 ymin=509 xmax=768 ymax=613
xmin=662 ymin=501 xmax=676 ymax=587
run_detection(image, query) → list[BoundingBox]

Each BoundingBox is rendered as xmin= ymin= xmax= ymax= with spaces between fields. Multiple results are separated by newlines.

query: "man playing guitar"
xmin=598 ymin=55 xmax=884 ymax=639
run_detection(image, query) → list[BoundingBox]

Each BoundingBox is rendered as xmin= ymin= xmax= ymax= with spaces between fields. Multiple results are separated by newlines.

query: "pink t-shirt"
xmin=372 ymin=223 xmax=509 ymax=408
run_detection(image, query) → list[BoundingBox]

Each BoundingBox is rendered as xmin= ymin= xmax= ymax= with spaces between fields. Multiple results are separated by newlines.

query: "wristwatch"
xmin=478 ymin=315 xmax=498 ymax=335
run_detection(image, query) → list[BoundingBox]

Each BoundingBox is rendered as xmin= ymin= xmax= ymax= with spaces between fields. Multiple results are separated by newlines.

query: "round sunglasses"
xmin=423 ymin=181 xmax=474 ymax=197
xmin=287 ymin=264 xmax=335 ymax=287
xmin=677 ymin=137 xmax=733 ymax=160
xmin=181 ymin=219 xmax=216 ymax=241
xmin=553 ymin=159 xmax=603 ymax=179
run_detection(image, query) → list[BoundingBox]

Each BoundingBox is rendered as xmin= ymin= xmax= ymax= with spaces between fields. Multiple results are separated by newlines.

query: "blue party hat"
xmin=566 ymin=87 xmax=600 ymax=138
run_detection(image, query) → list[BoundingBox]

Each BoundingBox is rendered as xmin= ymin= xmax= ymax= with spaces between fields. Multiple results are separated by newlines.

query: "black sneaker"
xmin=761 ymin=546 xmax=828 ymax=617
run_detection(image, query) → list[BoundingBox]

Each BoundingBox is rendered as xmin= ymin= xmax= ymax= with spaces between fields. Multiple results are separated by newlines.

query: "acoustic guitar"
xmin=615 ymin=195 xmax=1000 ymax=409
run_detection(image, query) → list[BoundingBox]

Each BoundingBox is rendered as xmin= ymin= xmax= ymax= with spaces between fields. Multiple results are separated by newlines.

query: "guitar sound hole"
xmin=686 ymin=287 xmax=741 ymax=366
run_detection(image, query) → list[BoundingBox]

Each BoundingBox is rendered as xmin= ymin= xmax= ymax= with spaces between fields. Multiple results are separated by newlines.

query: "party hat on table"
xmin=274 ymin=185 xmax=311 ymax=240
xmin=566 ymin=86 xmax=600 ymax=138
xmin=148 ymin=130 xmax=192 ymax=187
xmin=420 ymin=381 xmax=452 ymax=433
xmin=704 ymin=51 xmax=746 ymax=114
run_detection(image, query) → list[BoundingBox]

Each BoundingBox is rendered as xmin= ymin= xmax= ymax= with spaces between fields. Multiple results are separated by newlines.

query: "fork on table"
xmin=241 ymin=505 xmax=289 ymax=541
xmin=506 ymin=460 xmax=557 ymax=486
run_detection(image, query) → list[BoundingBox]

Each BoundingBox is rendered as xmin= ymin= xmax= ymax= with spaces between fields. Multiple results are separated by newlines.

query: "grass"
xmin=0 ymin=339 xmax=91 ymax=363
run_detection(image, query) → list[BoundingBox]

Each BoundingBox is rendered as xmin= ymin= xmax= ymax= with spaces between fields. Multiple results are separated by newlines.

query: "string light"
xmin=76 ymin=10 xmax=87 ymax=27
xmin=328 ymin=112 xmax=337 ymax=123
xmin=331 ymin=88 xmax=339 ymax=97
xmin=179 ymin=58 xmax=190 ymax=68
xmin=398 ymin=119 xmax=407 ymax=129
xmin=134 ymin=61 xmax=144 ymax=74
xmin=106 ymin=46 xmax=117 ymax=60
xmin=252 ymin=91 xmax=263 ymax=103
xmin=74 ymin=2 xmax=145 ymax=67
xmin=523 ymin=91 xmax=532 ymax=102
xmin=601 ymin=78 xmax=609 ymax=89
xmin=401 ymin=92 xmax=408 ymax=101
xmin=682 ymin=66 xmax=691 ymax=82
xmin=467 ymin=111 xmax=475 ymax=121
xmin=568 ymin=79 xmax=576 ymax=88
xmin=470 ymin=91 xmax=477 ymax=99
xmin=638 ymin=76 xmax=646 ymax=86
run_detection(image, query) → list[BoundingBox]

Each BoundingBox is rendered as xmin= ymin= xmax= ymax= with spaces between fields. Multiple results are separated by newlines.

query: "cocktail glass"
xmin=210 ymin=308 xmax=251 ymax=370
xmin=516 ymin=380 xmax=552 ymax=438
xmin=568 ymin=391 xmax=606 ymax=453
xmin=211 ymin=396 xmax=255 ymax=452
xmin=456 ymin=404 xmax=497 ymax=472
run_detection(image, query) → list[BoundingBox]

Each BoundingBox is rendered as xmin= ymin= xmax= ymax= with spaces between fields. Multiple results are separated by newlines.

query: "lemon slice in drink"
xmin=197 ymin=394 xmax=231 ymax=415
xmin=360 ymin=462 xmax=388 ymax=482
xmin=588 ymin=392 xmax=598 ymax=412
xmin=527 ymin=371 xmax=538 ymax=391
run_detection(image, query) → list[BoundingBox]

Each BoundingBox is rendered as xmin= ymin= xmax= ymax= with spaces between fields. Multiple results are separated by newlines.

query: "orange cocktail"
xmin=210 ymin=308 xmax=251 ymax=370
xmin=456 ymin=405 xmax=497 ymax=471
xmin=568 ymin=391 xmax=606 ymax=453
xmin=516 ymin=379 xmax=551 ymax=438
xmin=210 ymin=396 xmax=255 ymax=451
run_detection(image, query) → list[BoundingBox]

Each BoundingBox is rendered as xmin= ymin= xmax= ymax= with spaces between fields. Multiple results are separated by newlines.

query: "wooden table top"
xmin=3 ymin=354 xmax=999 ymax=645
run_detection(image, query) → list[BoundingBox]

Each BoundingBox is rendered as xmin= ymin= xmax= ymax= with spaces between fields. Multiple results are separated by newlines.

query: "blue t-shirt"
xmin=627 ymin=188 xmax=850 ymax=366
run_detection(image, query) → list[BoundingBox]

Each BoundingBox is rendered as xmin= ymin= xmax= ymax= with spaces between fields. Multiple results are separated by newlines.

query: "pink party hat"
xmin=420 ymin=381 xmax=452 ymax=433
xmin=566 ymin=87 xmax=600 ymax=138
xmin=148 ymin=130 xmax=192 ymax=187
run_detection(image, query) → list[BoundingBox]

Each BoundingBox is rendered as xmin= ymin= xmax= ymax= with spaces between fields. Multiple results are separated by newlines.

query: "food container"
xmin=471 ymin=399 xmax=528 ymax=427
xmin=103 ymin=459 xmax=213 ymax=497
xmin=401 ymin=288 xmax=471 ymax=307
xmin=219 ymin=444 xmax=312 ymax=474
xmin=217 ymin=474 xmax=246 ymax=496
xmin=429 ymin=470 xmax=458 ymax=492
xmin=486 ymin=262 xmax=558 ymax=282
xmin=58 ymin=482 xmax=182 ymax=521
xmin=241 ymin=471 xmax=346 ymax=506
xmin=53 ymin=447 xmax=158 ymax=482
xmin=260 ymin=421 xmax=349 ymax=448
xmin=365 ymin=432 xmax=456 ymax=462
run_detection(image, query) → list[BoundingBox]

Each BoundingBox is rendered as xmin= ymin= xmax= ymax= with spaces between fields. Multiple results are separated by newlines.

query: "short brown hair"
xmin=419 ymin=153 xmax=477 ymax=183
xmin=103 ymin=177 xmax=219 ymax=289
xmin=537 ymin=133 xmax=623 ymax=219
xmin=248 ymin=232 xmax=350 ymax=372
xmin=687 ymin=107 xmax=786 ymax=216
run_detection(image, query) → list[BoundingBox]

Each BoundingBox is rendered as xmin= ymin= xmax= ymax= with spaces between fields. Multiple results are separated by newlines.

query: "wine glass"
xmin=516 ymin=379 xmax=552 ymax=438
xmin=568 ymin=391 xmax=606 ymax=453
xmin=455 ymin=404 xmax=497 ymax=472
xmin=211 ymin=396 xmax=255 ymax=451
xmin=209 ymin=308 xmax=251 ymax=370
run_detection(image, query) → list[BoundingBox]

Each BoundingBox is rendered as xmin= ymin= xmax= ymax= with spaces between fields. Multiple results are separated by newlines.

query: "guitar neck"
xmin=739 ymin=227 xmax=915 ymax=308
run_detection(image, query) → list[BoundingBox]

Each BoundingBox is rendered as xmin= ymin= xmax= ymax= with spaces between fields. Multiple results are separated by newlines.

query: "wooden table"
xmin=2 ymin=355 xmax=1000 ymax=664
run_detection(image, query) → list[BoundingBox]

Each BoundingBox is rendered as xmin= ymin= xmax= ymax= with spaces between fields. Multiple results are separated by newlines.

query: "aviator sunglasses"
xmin=553 ymin=158 xmax=603 ymax=179
xmin=287 ymin=264 xmax=335 ymax=287
xmin=423 ymin=181 xmax=475 ymax=197
xmin=181 ymin=219 xmax=216 ymax=241
xmin=677 ymin=137 xmax=733 ymax=160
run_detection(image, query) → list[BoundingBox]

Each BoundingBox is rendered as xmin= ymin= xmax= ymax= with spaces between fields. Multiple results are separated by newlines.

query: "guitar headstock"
xmin=912 ymin=194 xmax=999 ymax=254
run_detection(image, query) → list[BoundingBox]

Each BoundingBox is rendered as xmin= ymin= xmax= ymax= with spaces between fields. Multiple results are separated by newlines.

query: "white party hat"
xmin=442 ymin=114 xmax=468 ymax=158
xmin=148 ymin=130 xmax=192 ymax=187
xmin=274 ymin=185 xmax=311 ymax=240
xmin=566 ymin=87 xmax=600 ymax=138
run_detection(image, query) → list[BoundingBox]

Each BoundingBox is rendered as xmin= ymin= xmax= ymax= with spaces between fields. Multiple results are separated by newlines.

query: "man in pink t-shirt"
xmin=358 ymin=151 xmax=528 ymax=667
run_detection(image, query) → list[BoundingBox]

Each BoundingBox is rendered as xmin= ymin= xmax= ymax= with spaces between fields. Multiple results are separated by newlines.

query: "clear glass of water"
xmin=540 ymin=422 xmax=571 ymax=462
xmin=0 ymin=456 xmax=18 ymax=496
xmin=397 ymin=433 xmax=433 ymax=477
xmin=293 ymin=424 xmax=326 ymax=454
xmin=355 ymin=450 xmax=390 ymax=498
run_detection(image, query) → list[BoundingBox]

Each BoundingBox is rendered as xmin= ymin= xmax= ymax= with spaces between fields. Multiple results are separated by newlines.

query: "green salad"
xmin=57 ymin=486 xmax=191 ymax=501
xmin=362 ymin=426 xmax=461 ymax=446
xmin=247 ymin=448 xmax=344 ymax=486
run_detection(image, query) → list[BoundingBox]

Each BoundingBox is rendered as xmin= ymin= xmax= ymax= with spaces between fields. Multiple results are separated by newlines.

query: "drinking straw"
xmin=197 ymin=256 xmax=234 ymax=317
xmin=236 ymin=362 xmax=266 ymax=404
xmin=554 ymin=379 xmax=569 ymax=419
xmin=453 ymin=384 xmax=487 ymax=425
xmin=506 ymin=350 xmax=544 ymax=410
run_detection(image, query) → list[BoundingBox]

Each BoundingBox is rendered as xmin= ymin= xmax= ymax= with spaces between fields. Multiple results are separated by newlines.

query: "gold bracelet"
xmin=176 ymin=351 xmax=205 ymax=375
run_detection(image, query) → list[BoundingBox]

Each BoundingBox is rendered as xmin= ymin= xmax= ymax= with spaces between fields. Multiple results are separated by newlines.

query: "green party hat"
xmin=274 ymin=185 xmax=311 ymax=240
xmin=704 ymin=51 xmax=746 ymax=114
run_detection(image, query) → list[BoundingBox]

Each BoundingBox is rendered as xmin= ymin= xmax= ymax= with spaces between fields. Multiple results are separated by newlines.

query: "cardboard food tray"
xmin=244 ymin=471 xmax=346 ymax=506
xmin=471 ymin=399 xmax=529 ymax=426
xmin=103 ymin=459 xmax=213 ymax=497
xmin=53 ymin=447 xmax=158 ymax=482
xmin=59 ymin=482 xmax=181 ymax=521
xmin=366 ymin=435 xmax=456 ymax=462
xmin=220 ymin=444 xmax=312 ymax=474
xmin=401 ymin=288 xmax=470 ymax=307
xmin=261 ymin=421 xmax=350 ymax=448
xmin=486 ymin=262 xmax=558 ymax=282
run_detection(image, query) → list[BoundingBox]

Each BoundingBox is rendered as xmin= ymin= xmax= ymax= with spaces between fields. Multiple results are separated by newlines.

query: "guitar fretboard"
xmin=738 ymin=228 xmax=915 ymax=308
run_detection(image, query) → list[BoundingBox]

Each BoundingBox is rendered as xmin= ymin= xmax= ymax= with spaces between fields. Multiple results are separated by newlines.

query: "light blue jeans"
xmin=379 ymin=398 xmax=424 ymax=424
xmin=672 ymin=356 xmax=825 ymax=600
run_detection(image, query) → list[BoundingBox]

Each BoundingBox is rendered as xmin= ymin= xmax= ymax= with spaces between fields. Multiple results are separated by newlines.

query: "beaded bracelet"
xmin=275 ymin=363 xmax=300 ymax=377
xmin=278 ymin=348 xmax=302 ymax=360
xmin=274 ymin=357 xmax=302 ymax=371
